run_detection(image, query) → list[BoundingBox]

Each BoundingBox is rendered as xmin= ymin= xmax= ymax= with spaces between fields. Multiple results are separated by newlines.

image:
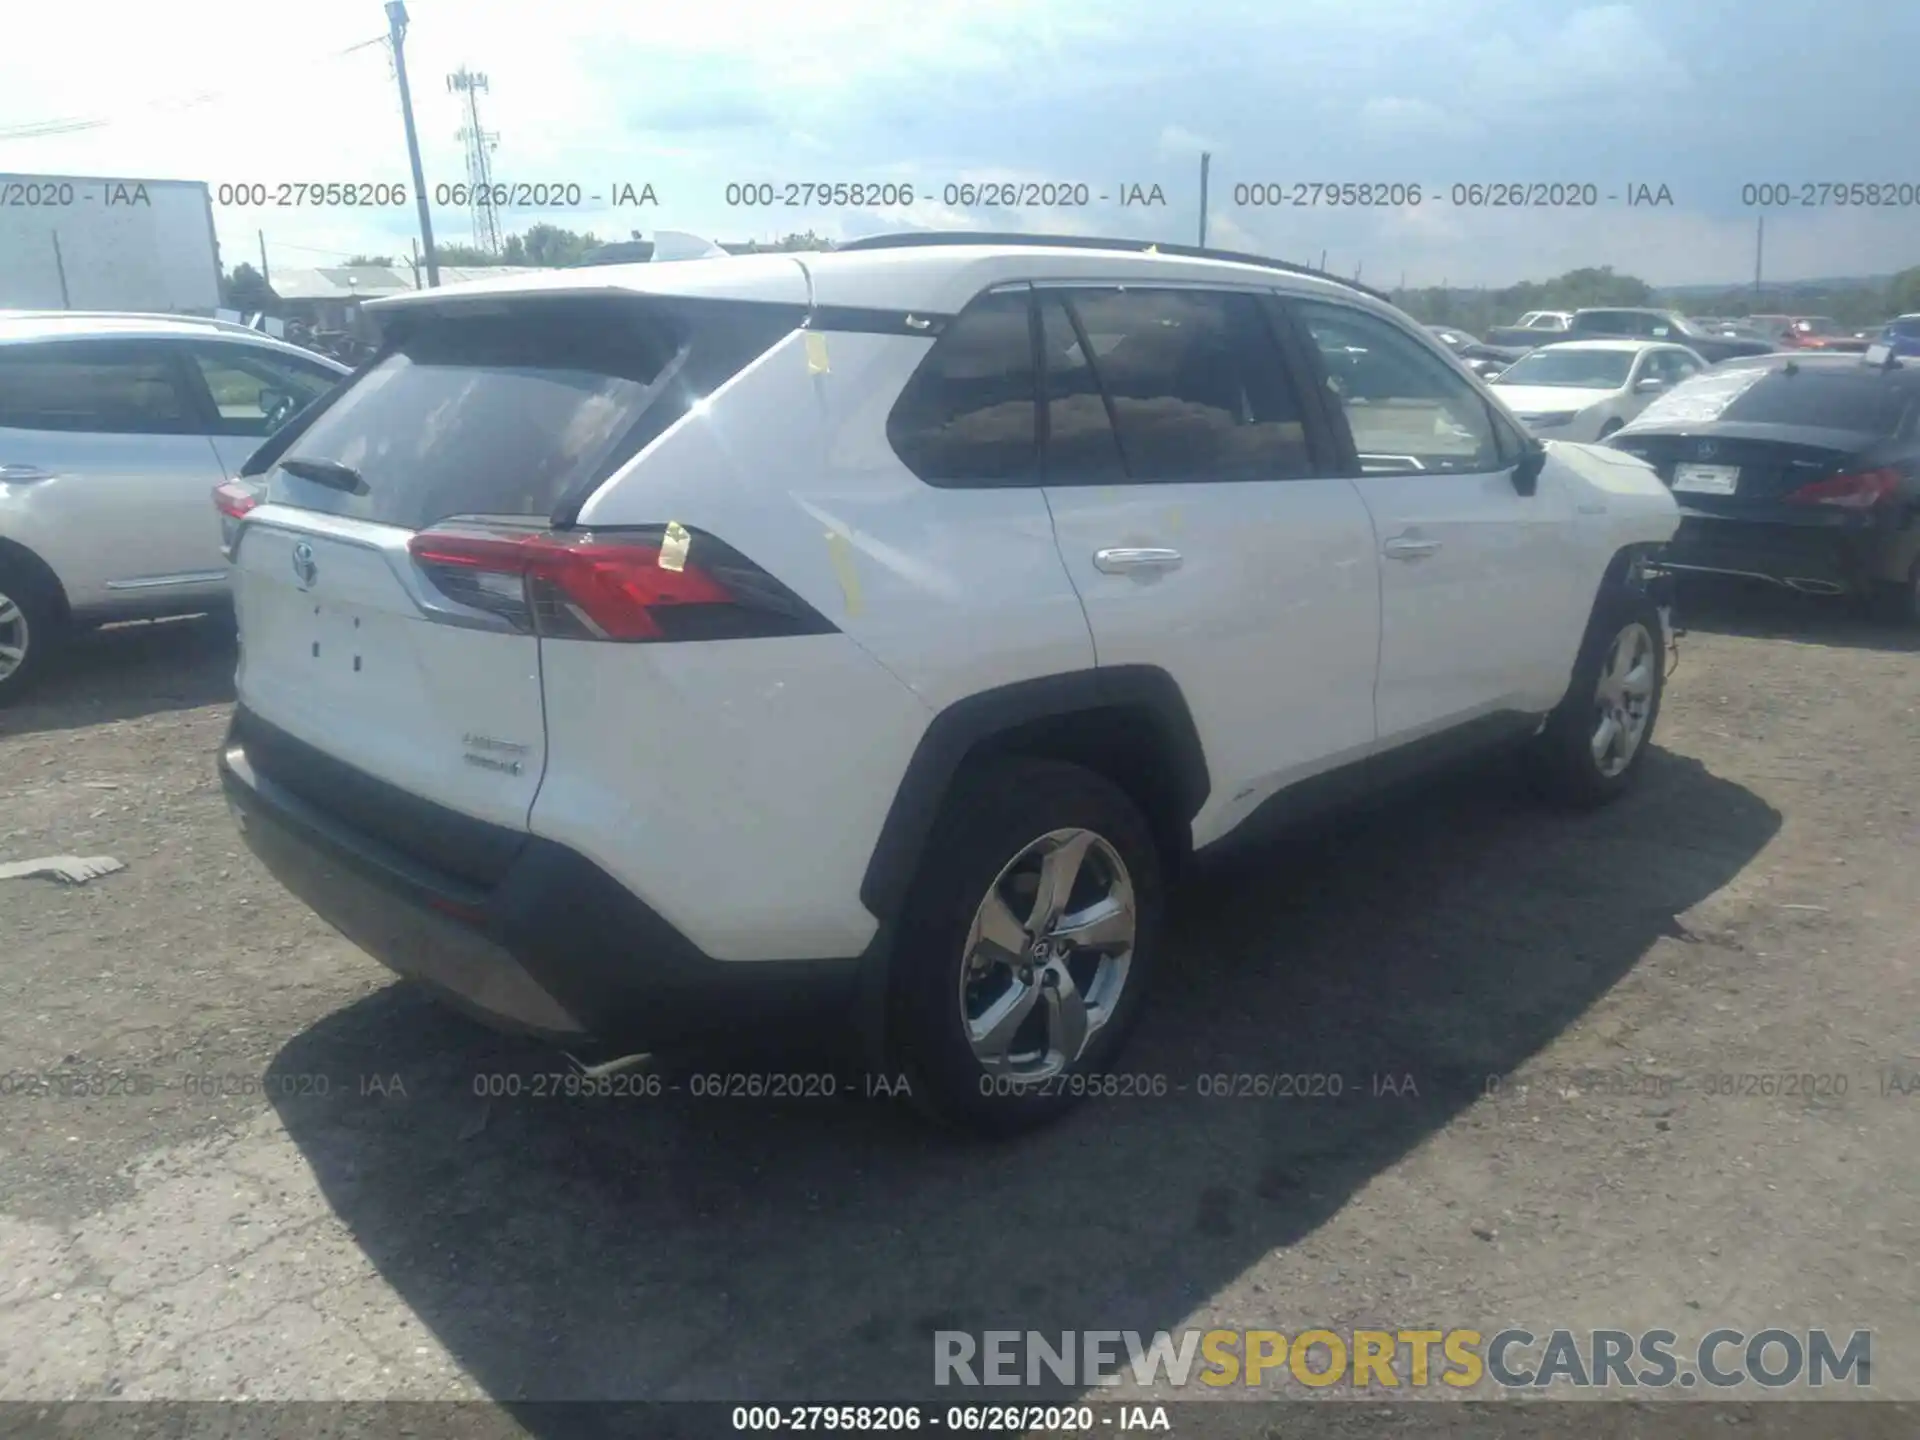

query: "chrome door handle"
xmin=1382 ymin=536 xmax=1441 ymax=561
xmin=0 ymin=464 xmax=54 ymax=482
xmin=1094 ymin=547 xmax=1183 ymax=575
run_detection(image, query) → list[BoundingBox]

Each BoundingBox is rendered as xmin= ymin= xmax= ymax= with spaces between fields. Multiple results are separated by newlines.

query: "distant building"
xmin=270 ymin=264 xmax=545 ymax=339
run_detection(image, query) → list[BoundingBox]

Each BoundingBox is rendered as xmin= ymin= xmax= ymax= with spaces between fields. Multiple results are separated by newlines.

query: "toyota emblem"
xmin=291 ymin=541 xmax=318 ymax=589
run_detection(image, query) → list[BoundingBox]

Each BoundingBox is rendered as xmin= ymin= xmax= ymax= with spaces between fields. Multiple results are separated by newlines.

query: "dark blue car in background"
xmin=1882 ymin=315 xmax=1920 ymax=358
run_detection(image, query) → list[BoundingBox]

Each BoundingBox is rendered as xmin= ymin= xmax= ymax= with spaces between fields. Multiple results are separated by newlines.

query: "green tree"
xmin=222 ymin=261 xmax=276 ymax=313
xmin=499 ymin=224 xmax=603 ymax=267
xmin=432 ymin=242 xmax=499 ymax=266
xmin=1887 ymin=266 xmax=1920 ymax=316
xmin=345 ymin=254 xmax=396 ymax=267
xmin=728 ymin=230 xmax=834 ymax=254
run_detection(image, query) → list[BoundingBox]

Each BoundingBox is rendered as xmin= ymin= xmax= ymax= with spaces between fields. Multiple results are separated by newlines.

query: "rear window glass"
xmin=1717 ymin=368 xmax=1914 ymax=434
xmin=270 ymin=296 xmax=800 ymax=529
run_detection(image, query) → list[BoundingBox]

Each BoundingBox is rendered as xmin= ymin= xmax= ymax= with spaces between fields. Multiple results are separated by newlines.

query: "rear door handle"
xmin=1382 ymin=536 xmax=1441 ymax=561
xmin=0 ymin=464 xmax=54 ymax=482
xmin=1093 ymin=547 xmax=1183 ymax=575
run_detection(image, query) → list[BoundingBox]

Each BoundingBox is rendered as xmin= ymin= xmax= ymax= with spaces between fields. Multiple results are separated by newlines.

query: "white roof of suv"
xmin=367 ymin=236 xmax=1383 ymax=321
xmin=0 ymin=311 xmax=348 ymax=367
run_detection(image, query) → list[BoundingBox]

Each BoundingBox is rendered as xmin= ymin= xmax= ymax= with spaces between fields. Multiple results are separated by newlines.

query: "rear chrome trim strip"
xmin=104 ymin=570 xmax=228 ymax=591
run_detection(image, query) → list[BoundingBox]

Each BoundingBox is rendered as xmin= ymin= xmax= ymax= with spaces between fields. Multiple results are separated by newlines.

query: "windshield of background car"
xmin=1493 ymin=349 xmax=1635 ymax=389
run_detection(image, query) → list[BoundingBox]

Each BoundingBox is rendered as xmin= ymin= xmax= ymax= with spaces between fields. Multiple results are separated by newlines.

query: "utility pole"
xmin=1319 ymin=248 xmax=1327 ymax=271
xmin=1753 ymin=213 xmax=1764 ymax=307
xmin=386 ymin=2 xmax=439 ymax=288
xmin=257 ymin=229 xmax=269 ymax=287
xmin=51 ymin=231 xmax=70 ymax=308
xmin=1197 ymin=152 xmax=1210 ymax=248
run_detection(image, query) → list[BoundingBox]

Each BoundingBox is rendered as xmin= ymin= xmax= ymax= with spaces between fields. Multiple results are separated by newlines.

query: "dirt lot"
xmin=1 ymin=589 xmax=1917 ymax=1416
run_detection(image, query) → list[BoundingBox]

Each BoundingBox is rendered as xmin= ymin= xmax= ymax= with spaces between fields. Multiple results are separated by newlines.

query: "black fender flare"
xmin=849 ymin=665 xmax=1208 ymax=1071
xmin=857 ymin=664 xmax=1210 ymax=931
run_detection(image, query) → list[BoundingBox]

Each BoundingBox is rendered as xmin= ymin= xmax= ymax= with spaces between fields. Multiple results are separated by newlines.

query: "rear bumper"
xmin=217 ymin=716 xmax=862 ymax=1052
xmin=1660 ymin=514 xmax=1916 ymax=594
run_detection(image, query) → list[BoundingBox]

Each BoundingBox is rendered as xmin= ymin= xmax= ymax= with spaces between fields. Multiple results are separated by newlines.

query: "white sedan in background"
xmin=1491 ymin=339 xmax=1709 ymax=441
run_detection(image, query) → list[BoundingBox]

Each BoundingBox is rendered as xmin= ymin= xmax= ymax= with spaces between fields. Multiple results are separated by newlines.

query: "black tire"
xmin=1529 ymin=588 xmax=1666 ymax=807
xmin=0 ymin=559 xmax=63 ymax=705
xmin=1597 ymin=419 xmax=1624 ymax=439
xmin=886 ymin=756 xmax=1165 ymax=1137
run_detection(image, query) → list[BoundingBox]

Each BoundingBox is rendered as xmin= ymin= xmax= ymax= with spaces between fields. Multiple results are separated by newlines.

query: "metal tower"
xmin=447 ymin=68 xmax=502 ymax=256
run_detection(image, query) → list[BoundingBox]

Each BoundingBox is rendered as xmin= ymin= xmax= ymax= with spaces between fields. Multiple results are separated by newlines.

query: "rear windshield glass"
xmin=269 ymin=295 xmax=800 ymax=529
xmin=1717 ymin=368 xmax=1914 ymax=434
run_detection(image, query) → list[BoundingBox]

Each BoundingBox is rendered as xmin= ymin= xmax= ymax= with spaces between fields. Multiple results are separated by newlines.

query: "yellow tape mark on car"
xmin=805 ymin=332 xmax=832 ymax=375
xmin=659 ymin=520 xmax=691 ymax=572
xmin=825 ymin=531 xmax=864 ymax=617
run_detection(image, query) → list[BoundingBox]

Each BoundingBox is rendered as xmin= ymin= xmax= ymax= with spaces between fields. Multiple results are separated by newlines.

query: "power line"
xmin=0 ymin=36 xmax=388 ymax=140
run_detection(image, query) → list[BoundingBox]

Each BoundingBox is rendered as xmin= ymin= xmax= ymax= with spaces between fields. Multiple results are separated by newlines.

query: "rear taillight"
xmin=213 ymin=480 xmax=261 ymax=520
xmin=406 ymin=525 xmax=836 ymax=642
xmin=1783 ymin=467 xmax=1904 ymax=509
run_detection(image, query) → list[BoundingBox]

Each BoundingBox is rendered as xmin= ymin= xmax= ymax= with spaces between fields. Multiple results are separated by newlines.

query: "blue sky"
xmin=2 ymin=0 xmax=1915 ymax=287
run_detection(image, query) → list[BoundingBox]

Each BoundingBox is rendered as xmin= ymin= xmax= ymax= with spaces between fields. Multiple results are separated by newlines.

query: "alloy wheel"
xmin=0 ymin=589 xmax=30 ymax=683
xmin=957 ymin=827 xmax=1136 ymax=1082
xmin=1591 ymin=620 xmax=1656 ymax=778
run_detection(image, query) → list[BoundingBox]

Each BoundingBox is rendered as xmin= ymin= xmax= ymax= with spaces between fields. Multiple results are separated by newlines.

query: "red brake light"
xmin=213 ymin=480 xmax=261 ymax=520
xmin=406 ymin=525 xmax=834 ymax=643
xmin=1783 ymin=467 xmax=1904 ymax=509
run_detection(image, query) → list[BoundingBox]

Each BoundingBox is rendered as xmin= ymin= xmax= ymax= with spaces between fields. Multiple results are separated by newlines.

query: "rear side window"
xmin=272 ymin=296 xmax=800 ymax=529
xmin=885 ymin=288 xmax=1037 ymax=486
xmin=0 ymin=341 xmax=196 ymax=434
xmin=1058 ymin=287 xmax=1318 ymax=483
xmin=1717 ymin=369 xmax=1915 ymax=435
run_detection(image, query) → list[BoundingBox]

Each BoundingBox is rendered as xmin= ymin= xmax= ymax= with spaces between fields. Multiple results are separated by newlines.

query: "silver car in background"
xmin=0 ymin=312 xmax=349 ymax=699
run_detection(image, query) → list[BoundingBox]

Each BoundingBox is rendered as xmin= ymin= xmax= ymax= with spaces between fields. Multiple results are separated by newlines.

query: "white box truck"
xmin=0 ymin=173 xmax=223 ymax=312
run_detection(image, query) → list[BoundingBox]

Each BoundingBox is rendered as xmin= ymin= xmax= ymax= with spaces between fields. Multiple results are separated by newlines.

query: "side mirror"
xmin=1635 ymin=377 xmax=1666 ymax=393
xmin=1512 ymin=441 xmax=1546 ymax=497
xmin=257 ymin=387 xmax=297 ymax=430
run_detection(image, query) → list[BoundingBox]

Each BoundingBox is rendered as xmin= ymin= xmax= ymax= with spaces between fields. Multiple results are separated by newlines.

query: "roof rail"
xmin=832 ymin=231 xmax=1395 ymax=304
xmin=0 ymin=308 xmax=266 ymax=336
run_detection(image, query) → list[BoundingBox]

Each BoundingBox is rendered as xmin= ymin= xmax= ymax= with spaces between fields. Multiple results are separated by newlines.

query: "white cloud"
xmin=1159 ymin=125 xmax=1220 ymax=158
xmin=0 ymin=0 xmax=1909 ymax=284
xmin=1358 ymin=97 xmax=1483 ymax=144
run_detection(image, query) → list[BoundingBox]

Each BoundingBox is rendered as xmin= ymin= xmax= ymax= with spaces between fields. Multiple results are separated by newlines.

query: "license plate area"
xmin=298 ymin=597 xmax=374 ymax=678
xmin=1672 ymin=462 xmax=1740 ymax=495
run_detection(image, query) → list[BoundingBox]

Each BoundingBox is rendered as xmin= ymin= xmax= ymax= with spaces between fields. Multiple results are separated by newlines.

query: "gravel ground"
xmin=1 ymin=588 xmax=1916 ymax=1418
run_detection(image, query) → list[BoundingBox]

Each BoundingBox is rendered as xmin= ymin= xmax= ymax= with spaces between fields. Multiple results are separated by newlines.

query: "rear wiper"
xmin=278 ymin=457 xmax=368 ymax=494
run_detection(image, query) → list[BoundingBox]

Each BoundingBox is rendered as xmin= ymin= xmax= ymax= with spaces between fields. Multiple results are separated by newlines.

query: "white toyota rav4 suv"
xmin=217 ymin=234 xmax=1681 ymax=1134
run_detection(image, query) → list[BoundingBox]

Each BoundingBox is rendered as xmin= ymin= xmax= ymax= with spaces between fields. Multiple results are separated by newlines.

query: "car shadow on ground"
xmin=266 ymin=747 xmax=1779 ymax=1417
xmin=0 ymin=613 xmax=236 ymax=738
xmin=1674 ymin=577 xmax=1920 ymax=655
